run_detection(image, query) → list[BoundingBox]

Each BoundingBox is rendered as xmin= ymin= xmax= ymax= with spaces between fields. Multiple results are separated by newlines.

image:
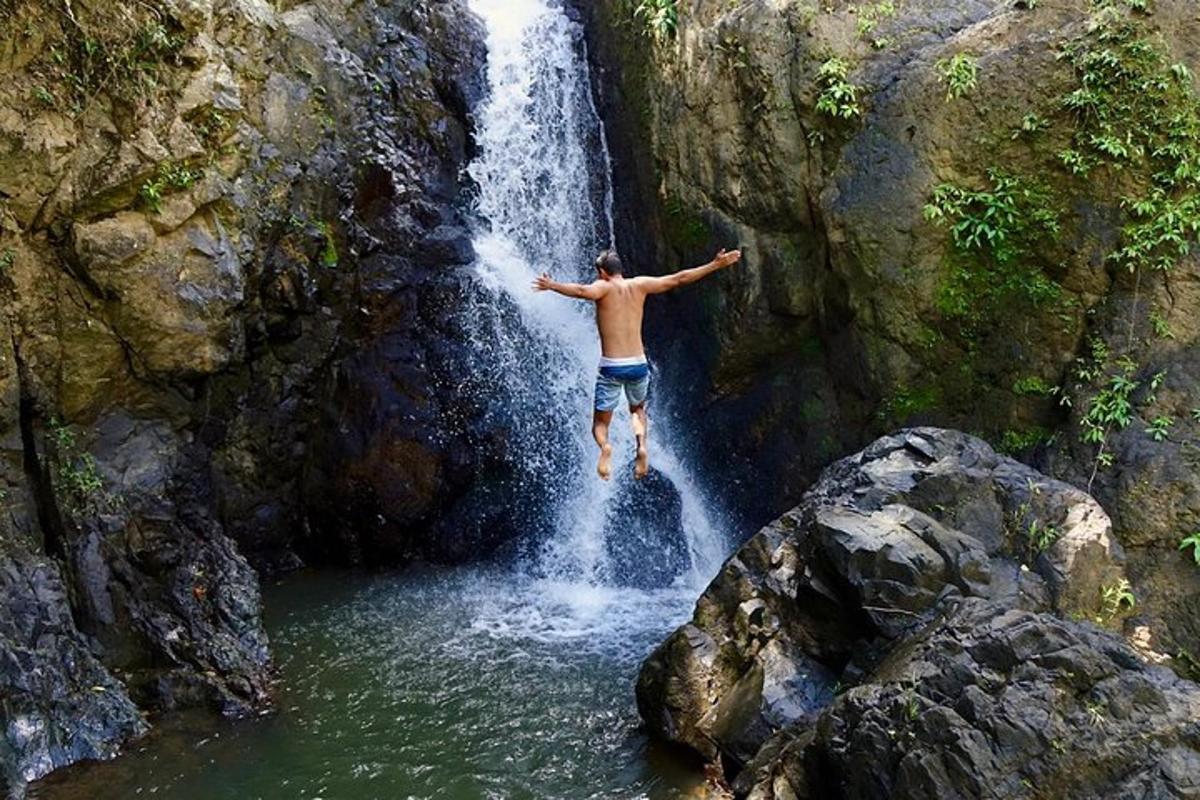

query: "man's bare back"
xmin=594 ymin=278 xmax=647 ymax=359
xmin=533 ymin=247 xmax=742 ymax=480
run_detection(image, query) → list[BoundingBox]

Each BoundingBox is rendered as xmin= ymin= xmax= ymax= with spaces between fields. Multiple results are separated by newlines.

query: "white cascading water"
xmin=464 ymin=0 xmax=725 ymax=594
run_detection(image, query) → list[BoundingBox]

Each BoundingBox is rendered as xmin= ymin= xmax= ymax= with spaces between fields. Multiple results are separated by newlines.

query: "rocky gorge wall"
xmin=0 ymin=0 xmax=494 ymax=791
xmin=580 ymin=0 xmax=1200 ymax=671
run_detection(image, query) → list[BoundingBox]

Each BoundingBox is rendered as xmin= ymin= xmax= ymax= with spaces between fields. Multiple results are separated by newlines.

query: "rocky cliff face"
xmin=581 ymin=0 xmax=1200 ymax=670
xmin=0 ymin=0 xmax=488 ymax=791
xmin=638 ymin=428 xmax=1200 ymax=796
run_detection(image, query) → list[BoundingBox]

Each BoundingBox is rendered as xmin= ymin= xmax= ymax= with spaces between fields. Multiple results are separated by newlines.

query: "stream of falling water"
xmin=464 ymin=0 xmax=726 ymax=592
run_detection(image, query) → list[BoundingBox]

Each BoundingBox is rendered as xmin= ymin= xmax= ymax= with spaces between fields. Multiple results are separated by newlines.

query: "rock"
xmin=637 ymin=429 xmax=1129 ymax=770
xmin=579 ymin=0 xmax=1200 ymax=658
xmin=0 ymin=548 xmax=146 ymax=794
xmin=603 ymin=468 xmax=690 ymax=588
xmin=0 ymin=0 xmax=491 ymax=790
xmin=72 ymin=209 xmax=246 ymax=378
xmin=738 ymin=598 xmax=1200 ymax=800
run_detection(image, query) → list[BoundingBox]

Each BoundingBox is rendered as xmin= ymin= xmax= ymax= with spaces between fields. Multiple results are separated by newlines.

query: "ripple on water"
xmin=29 ymin=567 xmax=710 ymax=800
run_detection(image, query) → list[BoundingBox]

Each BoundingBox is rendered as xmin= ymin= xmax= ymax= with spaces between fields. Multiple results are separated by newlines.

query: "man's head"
xmin=595 ymin=249 xmax=623 ymax=279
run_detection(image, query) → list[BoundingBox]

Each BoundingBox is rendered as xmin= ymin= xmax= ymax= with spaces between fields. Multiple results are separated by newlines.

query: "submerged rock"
xmin=636 ymin=428 xmax=1193 ymax=794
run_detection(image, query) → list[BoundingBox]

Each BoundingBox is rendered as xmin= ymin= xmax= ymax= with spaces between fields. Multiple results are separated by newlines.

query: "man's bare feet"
xmin=597 ymin=442 xmax=613 ymax=480
xmin=635 ymin=445 xmax=649 ymax=480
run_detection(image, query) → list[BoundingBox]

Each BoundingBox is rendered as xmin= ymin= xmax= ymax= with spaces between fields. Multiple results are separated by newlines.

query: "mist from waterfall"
xmin=463 ymin=0 xmax=725 ymax=591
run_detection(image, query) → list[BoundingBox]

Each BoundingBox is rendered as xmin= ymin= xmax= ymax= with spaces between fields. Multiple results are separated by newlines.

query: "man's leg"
xmin=630 ymin=403 xmax=649 ymax=479
xmin=627 ymin=370 xmax=651 ymax=479
xmin=593 ymin=410 xmax=614 ymax=480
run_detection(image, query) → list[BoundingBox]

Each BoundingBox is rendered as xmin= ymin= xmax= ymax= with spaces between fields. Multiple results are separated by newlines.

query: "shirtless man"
xmin=532 ymin=247 xmax=742 ymax=480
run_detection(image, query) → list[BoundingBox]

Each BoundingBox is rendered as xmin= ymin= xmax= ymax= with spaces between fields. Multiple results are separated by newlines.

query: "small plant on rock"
xmin=1144 ymin=415 xmax=1173 ymax=441
xmin=923 ymin=169 xmax=1063 ymax=336
xmin=47 ymin=418 xmax=108 ymax=516
xmin=815 ymin=56 xmax=862 ymax=120
xmin=633 ymin=0 xmax=679 ymax=42
xmin=139 ymin=162 xmax=203 ymax=213
xmin=1180 ymin=532 xmax=1200 ymax=565
xmin=1026 ymin=519 xmax=1060 ymax=557
xmin=1098 ymin=578 xmax=1136 ymax=622
xmin=935 ymin=53 xmax=978 ymax=101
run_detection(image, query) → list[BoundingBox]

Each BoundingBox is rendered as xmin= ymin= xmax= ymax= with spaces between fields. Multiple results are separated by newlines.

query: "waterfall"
xmin=462 ymin=0 xmax=725 ymax=590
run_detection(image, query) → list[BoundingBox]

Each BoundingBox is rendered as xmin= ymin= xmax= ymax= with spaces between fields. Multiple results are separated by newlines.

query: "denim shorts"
xmin=594 ymin=362 xmax=650 ymax=411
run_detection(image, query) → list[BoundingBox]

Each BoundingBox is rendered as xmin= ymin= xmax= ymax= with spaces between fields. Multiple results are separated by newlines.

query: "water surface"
xmin=32 ymin=568 xmax=709 ymax=799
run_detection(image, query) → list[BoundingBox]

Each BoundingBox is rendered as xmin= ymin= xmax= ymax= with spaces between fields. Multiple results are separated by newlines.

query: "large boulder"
xmin=737 ymin=598 xmax=1200 ymax=800
xmin=638 ymin=429 xmax=1141 ymax=776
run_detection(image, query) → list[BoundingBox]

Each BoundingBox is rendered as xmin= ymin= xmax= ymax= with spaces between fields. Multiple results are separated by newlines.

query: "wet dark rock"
xmin=604 ymin=468 xmax=690 ymax=589
xmin=737 ymin=599 xmax=1200 ymax=800
xmin=0 ymin=548 xmax=146 ymax=795
xmin=638 ymin=429 xmax=1135 ymax=780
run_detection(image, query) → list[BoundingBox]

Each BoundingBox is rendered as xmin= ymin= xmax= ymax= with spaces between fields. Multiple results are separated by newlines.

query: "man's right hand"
xmin=532 ymin=273 xmax=555 ymax=292
xmin=713 ymin=248 xmax=742 ymax=268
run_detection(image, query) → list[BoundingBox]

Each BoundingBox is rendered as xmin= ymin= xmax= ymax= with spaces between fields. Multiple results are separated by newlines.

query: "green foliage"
xmin=1149 ymin=309 xmax=1174 ymax=338
xmin=924 ymin=169 xmax=1063 ymax=334
xmin=139 ymin=163 xmax=202 ymax=213
xmin=1012 ymin=376 xmax=1055 ymax=396
xmin=1144 ymin=414 xmax=1173 ymax=441
xmin=632 ymin=0 xmax=679 ymax=42
xmin=998 ymin=427 xmax=1050 ymax=456
xmin=32 ymin=9 xmax=189 ymax=116
xmin=1179 ymin=532 xmax=1200 ymax=565
xmin=1079 ymin=360 xmax=1138 ymax=446
xmin=716 ymin=34 xmax=773 ymax=115
xmin=855 ymin=0 xmax=897 ymax=47
xmin=877 ymin=385 xmax=939 ymax=424
xmin=47 ymin=418 xmax=107 ymax=516
xmin=1098 ymin=578 xmax=1136 ymax=622
xmin=32 ymin=85 xmax=56 ymax=107
xmin=924 ymin=170 xmax=1060 ymax=264
xmin=1026 ymin=518 xmax=1060 ymax=556
xmin=193 ymin=108 xmax=233 ymax=148
xmin=935 ymin=53 xmax=978 ymax=101
xmin=1012 ymin=112 xmax=1050 ymax=139
xmin=315 ymin=221 xmax=339 ymax=268
xmin=815 ymin=57 xmax=862 ymax=120
xmin=1059 ymin=9 xmax=1200 ymax=274
xmin=0 ymin=249 xmax=13 ymax=273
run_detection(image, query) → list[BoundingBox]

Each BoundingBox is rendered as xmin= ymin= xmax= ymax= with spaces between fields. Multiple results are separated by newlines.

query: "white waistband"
xmin=599 ymin=355 xmax=648 ymax=368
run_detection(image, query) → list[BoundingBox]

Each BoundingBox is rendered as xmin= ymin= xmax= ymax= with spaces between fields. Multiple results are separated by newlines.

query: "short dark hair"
xmin=595 ymin=249 xmax=623 ymax=275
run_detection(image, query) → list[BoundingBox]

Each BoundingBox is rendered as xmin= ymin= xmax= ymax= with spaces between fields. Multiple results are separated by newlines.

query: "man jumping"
xmin=532 ymin=247 xmax=742 ymax=480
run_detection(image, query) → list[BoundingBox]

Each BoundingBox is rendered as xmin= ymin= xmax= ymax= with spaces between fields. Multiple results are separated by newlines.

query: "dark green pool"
xmin=31 ymin=568 xmax=708 ymax=799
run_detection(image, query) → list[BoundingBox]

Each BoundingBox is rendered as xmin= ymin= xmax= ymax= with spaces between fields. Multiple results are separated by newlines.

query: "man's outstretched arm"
xmin=635 ymin=248 xmax=742 ymax=295
xmin=532 ymin=273 xmax=609 ymax=300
